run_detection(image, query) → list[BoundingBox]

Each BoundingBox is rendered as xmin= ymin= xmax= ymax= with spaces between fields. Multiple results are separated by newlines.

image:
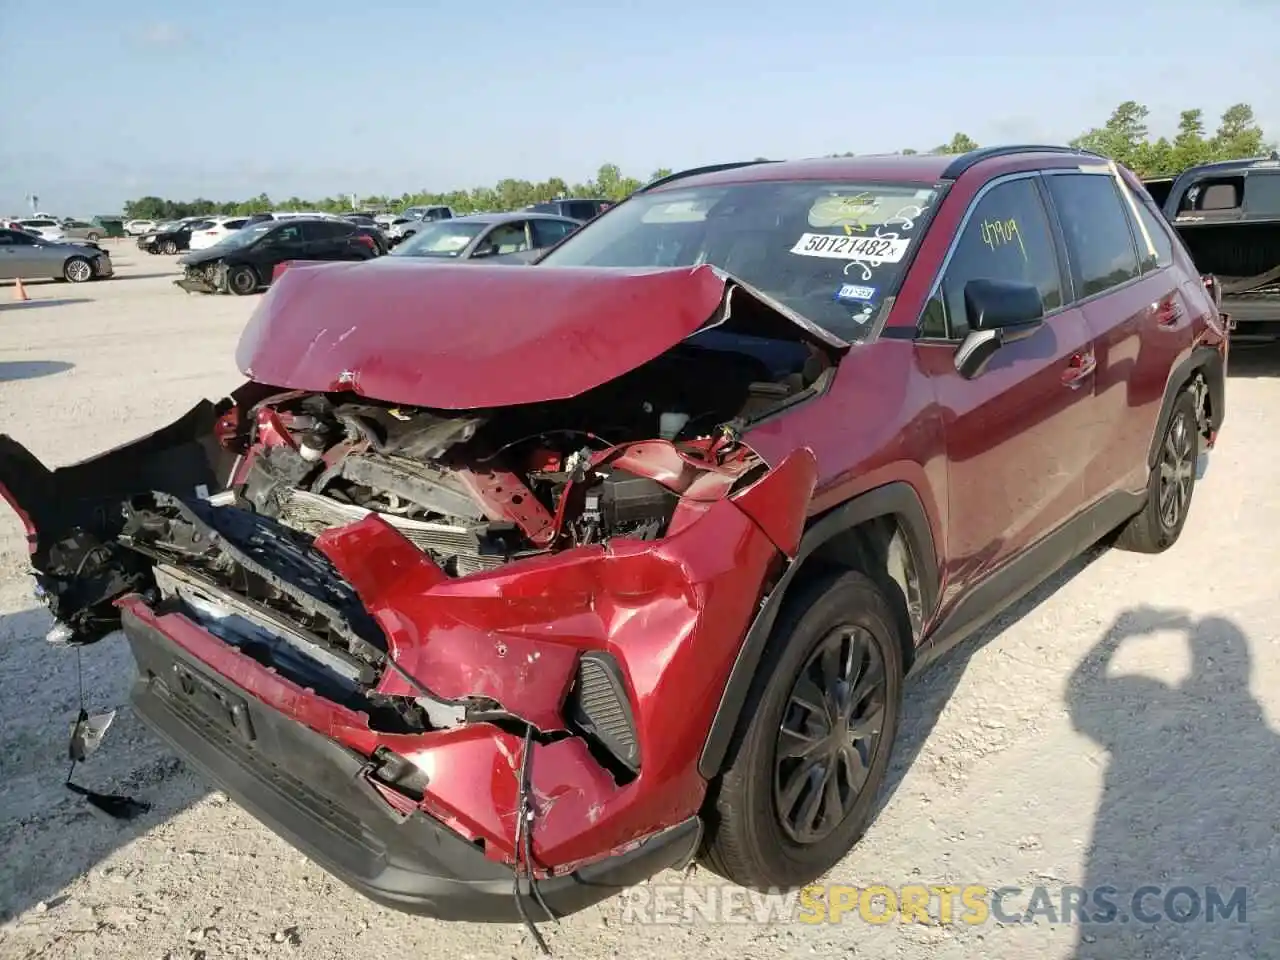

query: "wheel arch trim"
xmin=697 ymin=480 xmax=940 ymax=779
xmin=1146 ymin=345 xmax=1225 ymax=469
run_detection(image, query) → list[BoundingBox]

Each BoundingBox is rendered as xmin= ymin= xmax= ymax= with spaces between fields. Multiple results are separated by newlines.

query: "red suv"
xmin=0 ymin=146 xmax=1226 ymax=939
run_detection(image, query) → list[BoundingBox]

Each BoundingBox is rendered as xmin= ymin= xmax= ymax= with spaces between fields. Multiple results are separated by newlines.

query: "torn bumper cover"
xmin=124 ymin=605 xmax=701 ymax=920
xmin=115 ymin=480 xmax=801 ymax=919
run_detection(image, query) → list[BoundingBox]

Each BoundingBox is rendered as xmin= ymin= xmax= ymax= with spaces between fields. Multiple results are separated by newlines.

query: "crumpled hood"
xmin=233 ymin=259 xmax=840 ymax=410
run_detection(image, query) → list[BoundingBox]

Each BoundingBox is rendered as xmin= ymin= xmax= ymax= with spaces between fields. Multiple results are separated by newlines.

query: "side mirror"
xmin=954 ymin=279 xmax=1045 ymax=379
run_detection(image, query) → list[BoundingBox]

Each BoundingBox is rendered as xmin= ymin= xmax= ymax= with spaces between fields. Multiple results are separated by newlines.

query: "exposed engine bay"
xmin=15 ymin=328 xmax=831 ymax=744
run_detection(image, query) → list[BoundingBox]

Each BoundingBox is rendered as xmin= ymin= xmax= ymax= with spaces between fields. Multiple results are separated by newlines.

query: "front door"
xmin=916 ymin=173 xmax=1098 ymax=614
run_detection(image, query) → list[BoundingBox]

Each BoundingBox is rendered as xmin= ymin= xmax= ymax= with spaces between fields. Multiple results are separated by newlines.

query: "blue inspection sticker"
xmin=834 ymin=283 xmax=877 ymax=303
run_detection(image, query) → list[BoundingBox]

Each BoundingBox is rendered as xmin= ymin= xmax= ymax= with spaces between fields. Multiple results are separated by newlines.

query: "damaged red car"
xmin=0 ymin=146 xmax=1227 ymax=934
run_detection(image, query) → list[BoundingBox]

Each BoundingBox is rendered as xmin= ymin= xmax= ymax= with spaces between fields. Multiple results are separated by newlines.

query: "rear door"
xmin=917 ymin=172 xmax=1097 ymax=611
xmin=248 ymin=222 xmax=305 ymax=271
xmin=0 ymin=230 xmax=23 ymax=280
xmin=0 ymin=229 xmax=47 ymax=278
xmin=1042 ymin=168 xmax=1187 ymax=503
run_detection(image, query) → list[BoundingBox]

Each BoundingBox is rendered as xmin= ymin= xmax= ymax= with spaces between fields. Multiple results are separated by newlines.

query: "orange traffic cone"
xmin=13 ymin=278 xmax=28 ymax=302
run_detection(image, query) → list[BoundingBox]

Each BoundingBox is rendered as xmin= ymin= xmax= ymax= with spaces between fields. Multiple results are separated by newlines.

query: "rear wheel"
xmin=1113 ymin=388 xmax=1198 ymax=553
xmin=86 ymin=232 xmax=100 ymax=241
xmin=700 ymin=570 xmax=903 ymax=889
xmin=227 ymin=265 xmax=258 ymax=296
xmin=63 ymin=256 xmax=93 ymax=283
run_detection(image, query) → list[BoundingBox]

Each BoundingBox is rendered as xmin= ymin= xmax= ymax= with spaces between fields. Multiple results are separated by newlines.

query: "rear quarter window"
xmin=1244 ymin=171 xmax=1280 ymax=217
xmin=1120 ymin=183 xmax=1175 ymax=274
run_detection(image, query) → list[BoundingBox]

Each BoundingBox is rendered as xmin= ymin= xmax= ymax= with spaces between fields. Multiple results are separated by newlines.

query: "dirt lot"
xmin=1 ymin=250 xmax=1277 ymax=960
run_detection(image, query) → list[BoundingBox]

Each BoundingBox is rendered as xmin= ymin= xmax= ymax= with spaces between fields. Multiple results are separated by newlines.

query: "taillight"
xmin=355 ymin=235 xmax=375 ymax=250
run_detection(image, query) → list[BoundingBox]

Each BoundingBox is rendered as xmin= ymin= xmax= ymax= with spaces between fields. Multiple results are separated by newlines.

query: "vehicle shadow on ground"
xmin=0 ymin=605 xmax=207 ymax=923
xmin=0 ymin=360 xmax=75 ymax=382
xmin=875 ymin=544 xmax=1107 ymax=817
xmin=1065 ymin=607 xmax=1277 ymax=957
xmin=1226 ymin=341 xmax=1280 ymax=378
xmin=109 ymin=273 xmax=183 ymax=282
xmin=0 ymin=300 xmax=91 ymax=311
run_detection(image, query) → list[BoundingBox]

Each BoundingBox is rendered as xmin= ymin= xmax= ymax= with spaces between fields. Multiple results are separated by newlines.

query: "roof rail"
xmin=941 ymin=144 xmax=1107 ymax=180
xmin=637 ymin=159 xmax=779 ymax=193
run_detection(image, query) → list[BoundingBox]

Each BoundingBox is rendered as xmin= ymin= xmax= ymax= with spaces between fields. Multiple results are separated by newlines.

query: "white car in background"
xmin=188 ymin=216 xmax=252 ymax=250
xmin=15 ymin=218 xmax=67 ymax=242
xmin=125 ymin=219 xmax=158 ymax=236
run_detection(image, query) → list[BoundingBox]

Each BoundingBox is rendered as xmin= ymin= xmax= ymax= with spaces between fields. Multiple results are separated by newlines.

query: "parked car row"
xmin=172 ymin=209 xmax=589 ymax=295
xmin=2 ymin=217 xmax=108 ymax=242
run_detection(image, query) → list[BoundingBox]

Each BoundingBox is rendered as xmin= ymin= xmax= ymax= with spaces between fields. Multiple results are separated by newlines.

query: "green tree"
xmin=1211 ymin=103 xmax=1269 ymax=160
xmin=932 ymin=133 xmax=980 ymax=154
xmin=1070 ymin=100 xmax=1151 ymax=168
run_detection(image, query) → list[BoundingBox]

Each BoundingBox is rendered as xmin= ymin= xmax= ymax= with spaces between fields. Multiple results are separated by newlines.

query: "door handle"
xmin=1061 ymin=350 xmax=1096 ymax=388
xmin=1154 ymin=298 xmax=1183 ymax=326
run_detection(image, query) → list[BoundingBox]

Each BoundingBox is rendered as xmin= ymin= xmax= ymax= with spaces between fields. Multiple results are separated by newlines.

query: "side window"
xmin=0 ymin=231 xmax=14 ymax=246
xmin=1118 ymin=183 xmax=1174 ymax=274
xmin=1176 ymin=176 xmax=1244 ymax=219
xmin=484 ymin=221 xmax=530 ymax=254
xmin=1244 ymin=172 xmax=1280 ymax=217
xmin=920 ymin=177 xmax=1063 ymax=339
xmin=531 ymin=218 xmax=577 ymax=247
xmin=1045 ymin=174 xmax=1141 ymax=298
xmin=265 ymin=225 xmax=303 ymax=245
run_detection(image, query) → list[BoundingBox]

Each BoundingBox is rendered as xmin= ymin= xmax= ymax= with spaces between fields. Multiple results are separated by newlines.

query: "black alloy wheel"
xmin=774 ymin=624 xmax=888 ymax=844
xmin=1158 ymin=407 xmax=1195 ymax=533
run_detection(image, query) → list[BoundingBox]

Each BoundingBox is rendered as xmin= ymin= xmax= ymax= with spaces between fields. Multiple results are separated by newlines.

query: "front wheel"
xmin=162 ymin=239 xmax=178 ymax=255
xmin=700 ymin=570 xmax=904 ymax=889
xmin=86 ymin=232 xmax=100 ymax=241
xmin=226 ymin=264 xmax=258 ymax=296
xmin=63 ymin=256 xmax=93 ymax=283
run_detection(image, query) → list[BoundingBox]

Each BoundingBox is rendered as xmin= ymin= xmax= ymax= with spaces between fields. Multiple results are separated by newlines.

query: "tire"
xmin=162 ymin=239 xmax=178 ymax=255
xmin=63 ymin=256 xmax=93 ymax=283
xmin=227 ymin=264 xmax=258 ymax=296
xmin=1113 ymin=388 xmax=1198 ymax=554
xmin=87 ymin=232 xmax=100 ymax=241
xmin=700 ymin=569 xmax=904 ymax=890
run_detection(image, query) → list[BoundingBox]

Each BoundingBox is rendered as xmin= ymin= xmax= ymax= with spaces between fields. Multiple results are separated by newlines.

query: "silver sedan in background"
xmin=0 ymin=228 xmax=114 ymax=282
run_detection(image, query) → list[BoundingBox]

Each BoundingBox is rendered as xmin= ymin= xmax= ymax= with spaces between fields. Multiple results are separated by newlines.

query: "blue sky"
xmin=2 ymin=0 xmax=1277 ymax=214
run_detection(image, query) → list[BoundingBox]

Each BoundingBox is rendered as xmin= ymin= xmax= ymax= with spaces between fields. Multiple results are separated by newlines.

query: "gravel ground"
xmin=1 ymin=251 xmax=1278 ymax=960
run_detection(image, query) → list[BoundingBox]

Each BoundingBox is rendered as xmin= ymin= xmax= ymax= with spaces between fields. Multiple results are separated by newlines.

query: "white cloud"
xmin=138 ymin=23 xmax=187 ymax=47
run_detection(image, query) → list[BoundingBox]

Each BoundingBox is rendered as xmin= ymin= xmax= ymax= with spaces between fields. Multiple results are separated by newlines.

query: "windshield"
xmin=217 ymin=222 xmax=276 ymax=249
xmin=537 ymin=180 xmax=940 ymax=341
xmin=392 ymin=222 xmax=486 ymax=258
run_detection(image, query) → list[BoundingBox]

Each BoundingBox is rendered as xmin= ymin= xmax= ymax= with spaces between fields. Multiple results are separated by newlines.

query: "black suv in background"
xmin=525 ymin=197 xmax=612 ymax=220
xmin=176 ymin=217 xmax=380 ymax=295
xmin=1151 ymin=153 xmax=1280 ymax=338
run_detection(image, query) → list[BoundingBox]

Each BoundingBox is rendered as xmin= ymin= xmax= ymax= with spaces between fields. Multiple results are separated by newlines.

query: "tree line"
xmin=122 ymin=101 xmax=1275 ymax=221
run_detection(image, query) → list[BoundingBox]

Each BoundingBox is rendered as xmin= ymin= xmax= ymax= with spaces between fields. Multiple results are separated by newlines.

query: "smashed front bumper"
xmin=175 ymin=277 xmax=217 ymax=294
xmin=125 ymin=604 xmax=700 ymax=920
xmin=175 ymin=264 xmax=223 ymax=294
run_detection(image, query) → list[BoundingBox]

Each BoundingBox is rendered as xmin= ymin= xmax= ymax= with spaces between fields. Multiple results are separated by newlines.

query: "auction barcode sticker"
xmin=790 ymin=232 xmax=910 ymax=263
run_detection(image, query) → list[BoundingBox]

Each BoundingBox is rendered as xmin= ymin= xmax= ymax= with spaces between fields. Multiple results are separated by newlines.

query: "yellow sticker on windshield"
xmin=809 ymin=194 xmax=880 ymax=229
